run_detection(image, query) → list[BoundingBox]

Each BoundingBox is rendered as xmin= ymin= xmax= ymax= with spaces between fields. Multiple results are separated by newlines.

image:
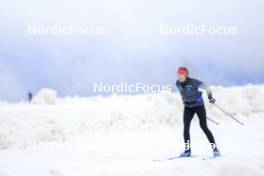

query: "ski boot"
xmin=180 ymin=150 xmax=191 ymax=157
xmin=213 ymin=149 xmax=221 ymax=157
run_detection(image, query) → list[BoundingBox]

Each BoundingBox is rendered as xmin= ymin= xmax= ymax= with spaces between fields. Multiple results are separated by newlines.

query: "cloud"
xmin=0 ymin=0 xmax=263 ymax=101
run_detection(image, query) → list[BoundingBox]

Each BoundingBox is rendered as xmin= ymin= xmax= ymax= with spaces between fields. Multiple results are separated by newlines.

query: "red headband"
xmin=177 ymin=68 xmax=189 ymax=75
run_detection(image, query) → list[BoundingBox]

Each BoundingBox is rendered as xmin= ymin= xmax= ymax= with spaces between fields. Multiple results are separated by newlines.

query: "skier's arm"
xmin=199 ymin=83 xmax=213 ymax=99
xmin=195 ymin=79 xmax=214 ymax=101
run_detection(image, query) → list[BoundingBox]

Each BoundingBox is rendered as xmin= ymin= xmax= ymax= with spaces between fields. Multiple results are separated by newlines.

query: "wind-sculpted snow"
xmin=31 ymin=88 xmax=58 ymax=105
xmin=0 ymin=85 xmax=263 ymax=149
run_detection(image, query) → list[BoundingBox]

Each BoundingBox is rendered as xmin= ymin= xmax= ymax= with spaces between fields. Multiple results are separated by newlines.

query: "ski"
xmin=153 ymin=155 xmax=220 ymax=161
xmin=153 ymin=156 xmax=181 ymax=162
xmin=202 ymin=155 xmax=221 ymax=160
xmin=153 ymin=155 xmax=197 ymax=162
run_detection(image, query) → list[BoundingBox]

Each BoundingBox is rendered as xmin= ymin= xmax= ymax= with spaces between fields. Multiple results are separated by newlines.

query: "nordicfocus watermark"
xmin=160 ymin=24 xmax=239 ymax=36
xmin=93 ymin=82 xmax=172 ymax=94
xmin=27 ymin=24 xmax=106 ymax=36
xmin=26 ymin=140 xmax=73 ymax=151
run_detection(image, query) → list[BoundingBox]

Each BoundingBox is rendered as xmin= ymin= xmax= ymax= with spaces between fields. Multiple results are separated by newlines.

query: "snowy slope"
xmin=0 ymin=85 xmax=264 ymax=176
xmin=0 ymin=85 xmax=263 ymax=149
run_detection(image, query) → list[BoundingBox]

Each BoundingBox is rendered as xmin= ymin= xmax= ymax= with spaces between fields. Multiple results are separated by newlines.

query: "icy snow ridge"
xmin=0 ymin=84 xmax=263 ymax=149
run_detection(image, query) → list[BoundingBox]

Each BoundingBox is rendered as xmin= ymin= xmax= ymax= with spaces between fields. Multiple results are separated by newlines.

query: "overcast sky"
xmin=0 ymin=0 xmax=263 ymax=101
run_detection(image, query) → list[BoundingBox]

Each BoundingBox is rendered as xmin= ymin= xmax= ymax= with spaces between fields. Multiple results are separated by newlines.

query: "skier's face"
xmin=177 ymin=74 xmax=187 ymax=82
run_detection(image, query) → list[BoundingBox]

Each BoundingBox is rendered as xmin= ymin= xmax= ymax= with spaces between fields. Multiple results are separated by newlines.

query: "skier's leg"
xmin=195 ymin=105 xmax=218 ymax=151
xmin=183 ymin=107 xmax=195 ymax=151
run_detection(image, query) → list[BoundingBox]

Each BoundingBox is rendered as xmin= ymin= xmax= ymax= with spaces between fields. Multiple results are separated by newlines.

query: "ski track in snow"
xmin=0 ymin=85 xmax=263 ymax=175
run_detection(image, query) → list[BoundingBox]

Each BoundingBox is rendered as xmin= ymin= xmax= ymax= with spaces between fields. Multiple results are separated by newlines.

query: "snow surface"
xmin=0 ymin=85 xmax=264 ymax=176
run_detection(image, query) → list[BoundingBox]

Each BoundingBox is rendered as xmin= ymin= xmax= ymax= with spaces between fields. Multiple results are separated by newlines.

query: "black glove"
xmin=209 ymin=98 xmax=216 ymax=104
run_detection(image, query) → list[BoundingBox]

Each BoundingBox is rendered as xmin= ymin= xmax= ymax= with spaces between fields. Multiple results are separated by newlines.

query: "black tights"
xmin=183 ymin=105 xmax=217 ymax=151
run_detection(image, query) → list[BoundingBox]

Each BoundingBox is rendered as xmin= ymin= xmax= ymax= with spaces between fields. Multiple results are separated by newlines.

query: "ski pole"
xmin=214 ymin=104 xmax=244 ymax=126
xmin=207 ymin=116 xmax=220 ymax=125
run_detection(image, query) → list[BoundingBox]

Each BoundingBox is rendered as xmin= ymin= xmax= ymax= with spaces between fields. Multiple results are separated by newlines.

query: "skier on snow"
xmin=176 ymin=67 xmax=220 ymax=157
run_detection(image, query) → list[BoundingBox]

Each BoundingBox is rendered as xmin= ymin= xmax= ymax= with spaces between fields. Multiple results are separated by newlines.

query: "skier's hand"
xmin=209 ymin=98 xmax=216 ymax=104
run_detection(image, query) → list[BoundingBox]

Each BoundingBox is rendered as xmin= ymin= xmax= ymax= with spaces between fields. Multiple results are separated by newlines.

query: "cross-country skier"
xmin=28 ymin=92 xmax=33 ymax=102
xmin=176 ymin=67 xmax=220 ymax=157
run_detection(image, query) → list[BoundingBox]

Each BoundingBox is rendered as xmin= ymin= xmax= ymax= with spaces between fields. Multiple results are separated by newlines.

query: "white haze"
xmin=0 ymin=0 xmax=263 ymax=101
